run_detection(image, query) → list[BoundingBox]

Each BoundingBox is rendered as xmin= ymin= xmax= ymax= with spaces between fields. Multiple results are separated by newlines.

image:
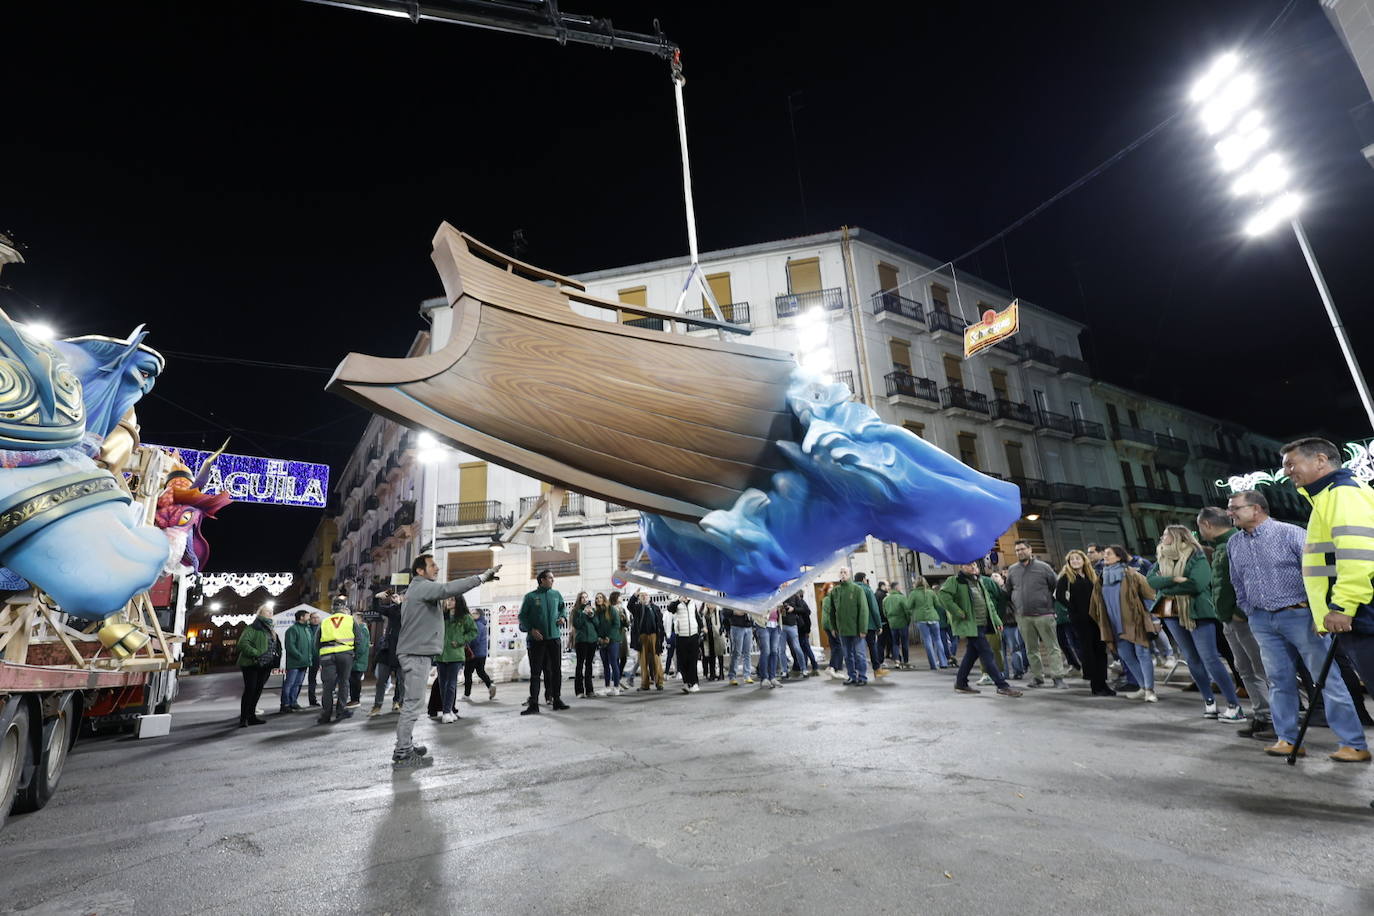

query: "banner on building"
xmin=963 ymin=299 xmax=1020 ymax=358
xmin=149 ymin=445 xmax=330 ymax=508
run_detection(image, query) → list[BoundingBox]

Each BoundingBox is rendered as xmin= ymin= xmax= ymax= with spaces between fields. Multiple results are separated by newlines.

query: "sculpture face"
xmin=53 ymin=330 xmax=164 ymax=440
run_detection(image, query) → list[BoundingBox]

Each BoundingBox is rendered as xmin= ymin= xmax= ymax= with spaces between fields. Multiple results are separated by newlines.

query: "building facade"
xmin=312 ymin=228 xmax=1301 ymax=616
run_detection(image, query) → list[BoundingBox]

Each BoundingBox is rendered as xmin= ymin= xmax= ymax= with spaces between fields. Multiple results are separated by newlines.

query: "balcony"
xmin=1126 ymin=485 xmax=1172 ymax=508
xmin=1035 ymin=409 xmax=1075 ymax=438
xmin=346 ymin=517 xmax=361 ymax=534
xmin=990 ymin=398 xmax=1034 ymax=428
xmin=885 ymin=371 xmax=940 ymax=407
xmin=1056 ymin=355 xmax=1090 ymax=378
xmin=775 ymin=287 xmax=844 ymax=319
xmin=1073 ymin=418 xmax=1106 ymax=441
xmin=1018 ymin=342 xmax=1057 ymax=369
xmin=685 ymin=301 xmax=751 ymax=326
xmin=367 ymin=444 xmax=382 ymax=464
xmin=940 ymin=385 xmax=989 ymax=415
xmin=927 ymin=309 xmax=969 ymax=341
xmin=437 ymin=500 xmax=506 ymax=527
xmin=1050 ymin=483 xmax=1090 ymax=506
xmin=1155 ymin=433 xmax=1190 ymax=469
xmin=519 ymin=492 xmax=586 ymax=518
xmin=393 ymin=500 xmax=416 ymax=529
xmin=624 ymin=316 xmax=665 ymax=331
xmin=1112 ymin=425 xmax=1157 ymax=449
xmin=870 ymin=290 xmax=925 ymax=324
xmin=364 ymin=494 xmax=379 ymax=512
xmin=1010 ymin=476 xmax=1051 ymax=502
xmin=341 ymin=564 xmax=357 ymax=581
xmin=385 ymin=453 xmax=402 ymax=480
xmin=1087 ymin=487 xmax=1123 ymax=508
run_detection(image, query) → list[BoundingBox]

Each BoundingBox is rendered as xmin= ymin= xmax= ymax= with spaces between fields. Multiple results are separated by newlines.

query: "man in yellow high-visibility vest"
xmin=318 ymin=596 xmax=356 ymax=724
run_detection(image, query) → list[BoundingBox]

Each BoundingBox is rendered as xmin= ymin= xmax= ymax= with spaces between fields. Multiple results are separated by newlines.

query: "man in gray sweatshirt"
xmin=392 ymin=553 xmax=499 ymax=768
xmin=1004 ymin=539 xmax=1068 ymax=688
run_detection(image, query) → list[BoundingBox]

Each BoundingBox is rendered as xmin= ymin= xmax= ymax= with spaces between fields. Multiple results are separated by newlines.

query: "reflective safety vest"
xmin=319 ymin=612 xmax=355 ymax=656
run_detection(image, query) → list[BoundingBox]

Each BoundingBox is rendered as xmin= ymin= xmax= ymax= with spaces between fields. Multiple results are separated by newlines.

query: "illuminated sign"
xmin=964 ymin=300 xmax=1020 ymax=358
xmin=150 ymin=445 xmax=329 ymax=508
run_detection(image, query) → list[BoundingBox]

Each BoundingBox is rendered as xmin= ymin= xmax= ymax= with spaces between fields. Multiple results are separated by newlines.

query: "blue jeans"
xmin=756 ymin=626 xmax=782 ymax=681
xmin=1116 ymin=639 xmax=1154 ymax=690
xmin=796 ymin=634 xmax=818 ymax=670
xmin=782 ymin=625 xmax=805 ymax=672
xmin=282 ymin=667 xmax=306 ymax=707
xmin=599 ymin=642 xmax=622 ymax=686
xmin=1163 ymin=618 xmax=1240 ymax=707
xmin=436 ymin=660 xmax=463 ymax=714
xmin=891 ymin=626 xmax=910 ymax=664
xmin=1248 ymin=608 xmax=1367 ymax=748
xmin=1002 ymin=626 xmax=1027 ymax=678
xmin=942 ymin=626 xmax=959 ymax=660
xmin=840 ymin=634 xmax=868 ymax=682
xmin=729 ymin=626 xmax=754 ymax=680
xmin=917 ymin=622 xmax=946 ymax=668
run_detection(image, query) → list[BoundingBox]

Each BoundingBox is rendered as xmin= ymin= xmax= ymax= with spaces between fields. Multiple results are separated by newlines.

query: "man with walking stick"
xmin=1225 ymin=486 xmax=1368 ymax=761
xmin=1284 ymin=437 xmax=1374 ymax=763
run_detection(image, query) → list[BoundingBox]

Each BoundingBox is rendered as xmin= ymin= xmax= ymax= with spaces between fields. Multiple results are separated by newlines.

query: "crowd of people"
xmin=234 ymin=437 xmax=1374 ymax=775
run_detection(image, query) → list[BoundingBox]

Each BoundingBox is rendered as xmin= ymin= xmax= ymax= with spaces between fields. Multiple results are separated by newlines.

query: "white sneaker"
xmin=1143 ymin=690 xmax=1158 ymax=703
xmin=440 ymin=712 xmax=455 ymax=724
xmin=1203 ymin=702 xmax=1219 ymax=719
xmin=1125 ymin=689 xmax=1146 ymax=699
xmin=488 ymin=685 xmax=497 ymax=700
xmin=688 ymin=684 xmax=700 ymax=693
xmin=977 ymin=675 xmax=994 ymax=686
xmin=1218 ymin=705 xmax=1246 ymax=721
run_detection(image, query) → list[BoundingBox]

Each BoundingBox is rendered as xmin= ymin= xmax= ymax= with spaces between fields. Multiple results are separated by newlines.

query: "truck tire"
xmin=0 ymin=702 xmax=31 ymax=831
xmin=13 ymin=694 xmax=75 ymax=814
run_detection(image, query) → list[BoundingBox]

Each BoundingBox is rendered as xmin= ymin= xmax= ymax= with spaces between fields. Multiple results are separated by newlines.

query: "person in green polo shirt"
xmin=519 ymin=569 xmax=568 ymax=715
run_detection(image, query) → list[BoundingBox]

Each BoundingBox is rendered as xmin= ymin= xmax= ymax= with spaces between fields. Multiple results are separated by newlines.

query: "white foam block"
xmin=135 ymin=714 xmax=172 ymax=739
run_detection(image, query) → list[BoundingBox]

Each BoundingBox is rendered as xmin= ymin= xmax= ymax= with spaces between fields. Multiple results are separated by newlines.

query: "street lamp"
xmin=415 ymin=430 xmax=446 ymax=567
xmin=1189 ymin=52 xmax=1374 ymax=432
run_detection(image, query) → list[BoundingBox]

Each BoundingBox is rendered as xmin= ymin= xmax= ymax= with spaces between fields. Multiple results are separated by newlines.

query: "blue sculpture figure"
xmin=0 ymin=313 xmax=168 ymax=618
xmin=640 ymin=368 xmax=1022 ymax=597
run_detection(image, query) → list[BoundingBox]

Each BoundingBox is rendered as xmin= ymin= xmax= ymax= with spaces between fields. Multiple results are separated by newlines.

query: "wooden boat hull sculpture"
xmin=328 ymin=223 xmax=1022 ymax=596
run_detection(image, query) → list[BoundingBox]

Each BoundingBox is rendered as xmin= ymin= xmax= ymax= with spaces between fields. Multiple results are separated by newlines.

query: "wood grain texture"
xmin=328 ymin=223 xmax=806 ymax=521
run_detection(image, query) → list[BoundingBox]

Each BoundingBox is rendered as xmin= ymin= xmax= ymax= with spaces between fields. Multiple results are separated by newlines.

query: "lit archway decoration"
xmin=199 ymin=572 xmax=294 ymax=597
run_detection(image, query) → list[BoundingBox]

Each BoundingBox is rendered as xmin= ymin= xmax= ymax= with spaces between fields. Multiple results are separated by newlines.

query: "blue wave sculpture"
xmin=639 ymin=368 xmax=1022 ymax=597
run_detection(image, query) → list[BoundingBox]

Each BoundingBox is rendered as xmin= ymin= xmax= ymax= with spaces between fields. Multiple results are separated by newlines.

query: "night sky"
xmin=3 ymin=0 xmax=1373 ymax=571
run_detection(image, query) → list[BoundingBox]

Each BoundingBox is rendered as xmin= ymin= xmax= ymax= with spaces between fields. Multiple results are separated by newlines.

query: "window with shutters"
xmin=616 ymin=538 xmax=645 ymax=569
xmin=903 ymin=421 xmax=925 ymax=439
xmin=888 ymin=337 xmax=912 ymax=373
xmin=957 ymin=432 xmax=980 ymax=470
xmin=618 ymin=285 xmax=647 ymax=325
xmin=459 ymin=462 xmax=488 ymax=504
xmin=877 ymin=262 xmax=900 ymax=293
xmin=446 ymin=549 xmax=493 ymax=582
xmin=990 ymin=369 xmax=1010 ymax=402
xmin=1004 ymin=441 xmax=1025 ymax=479
xmin=530 ymin=542 xmax=580 ymax=578
xmin=943 ymin=353 xmax=963 ymax=388
xmin=931 ymin=284 xmax=950 ymax=313
xmin=704 ymin=272 xmax=733 ymax=317
xmin=787 ymin=257 xmax=822 ymax=294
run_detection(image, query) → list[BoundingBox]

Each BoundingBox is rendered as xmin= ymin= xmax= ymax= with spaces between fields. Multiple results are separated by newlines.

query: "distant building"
xmin=1322 ymin=0 xmax=1374 ymax=167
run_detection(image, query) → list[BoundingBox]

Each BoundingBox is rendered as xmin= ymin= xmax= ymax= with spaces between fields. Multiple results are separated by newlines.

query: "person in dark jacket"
xmin=369 ymin=595 xmax=406 ymax=716
xmin=280 ymin=608 xmax=313 ymax=713
xmin=349 ymin=611 xmax=371 ymax=708
xmin=634 ymin=593 xmax=667 ymax=691
xmin=786 ymin=591 xmax=820 ymax=676
xmin=306 ymin=612 xmax=322 ymax=707
xmin=1056 ymin=550 xmax=1112 ymax=695
xmin=571 ymin=591 xmax=601 ymax=698
xmin=464 ymin=605 xmax=496 ymax=701
xmin=519 ymin=569 xmax=568 ymax=715
xmin=236 ymin=606 xmax=281 ymax=727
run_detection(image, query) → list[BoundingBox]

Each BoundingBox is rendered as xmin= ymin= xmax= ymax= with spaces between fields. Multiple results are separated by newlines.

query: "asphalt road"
xmin=2 ymin=662 xmax=1372 ymax=916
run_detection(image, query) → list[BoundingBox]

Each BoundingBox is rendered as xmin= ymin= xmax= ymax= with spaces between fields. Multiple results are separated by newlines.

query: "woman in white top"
xmin=669 ymin=600 xmax=703 ymax=693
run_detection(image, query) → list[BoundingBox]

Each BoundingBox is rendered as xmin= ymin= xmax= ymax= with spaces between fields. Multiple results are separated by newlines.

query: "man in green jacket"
xmin=280 ymin=609 xmax=313 ymax=713
xmin=937 ymin=564 xmax=1022 ymax=697
xmin=828 ymin=568 xmax=870 ymax=685
xmin=883 ymin=584 xmax=913 ymax=669
xmin=519 ymin=569 xmax=568 ymax=715
xmin=1197 ymin=505 xmax=1273 ymax=737
xmin=854 ymin=573 xmax=889 ymax=678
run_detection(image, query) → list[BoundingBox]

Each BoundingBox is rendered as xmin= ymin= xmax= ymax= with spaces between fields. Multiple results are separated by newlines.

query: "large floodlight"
xmin=1189 ymin=52 xmax=1374 ymax=432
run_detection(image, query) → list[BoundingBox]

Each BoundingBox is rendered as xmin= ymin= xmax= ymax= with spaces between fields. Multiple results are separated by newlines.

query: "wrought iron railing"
xmin=1112 ymin=425 xmax=1158 ymax=446
xmin=1056 ymin=355 xmax=1090 ymax=376
xmin=1155 ymin=433 xmax=1190 ymax=455
xmin=927 ymin=309 xmax=969 ymax=335
xmin=870 ymin=290 xmax=925 ymax=322
xmin=1036 ymin=409 xmax=1075 ymax=435
xmin=940 ymin=385 xmax=989 ymax=414
xmin=990 ymin=398 xmax=1034 ymax=424
xmin=437 ymin=500 xmax=505 ymax=526
xmin=775 ymin=287 xmax=844 ymax=318
xmin=1087 ymin=487 xmax=1122 ymax=507
xmin=885 ymin=371 xmax=939 ymax=402
xmin=685 ymin=302 xmax=751 ymax=325
xmin=1010 ymin=476 xmax=1051 ymax=501
xmin=1073 ymin=419 xmax=1105 ymax=439
xmin=1050 ymin=483 xmax=1089 ymax=503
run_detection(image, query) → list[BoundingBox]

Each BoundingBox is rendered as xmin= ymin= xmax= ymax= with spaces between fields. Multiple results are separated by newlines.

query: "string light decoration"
xmin=199 ymin=572 xmax=295 ymax=597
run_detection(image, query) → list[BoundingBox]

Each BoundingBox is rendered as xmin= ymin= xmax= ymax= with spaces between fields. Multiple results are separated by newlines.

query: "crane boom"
xmin=300 ymin=0 xmax=678 ymax=61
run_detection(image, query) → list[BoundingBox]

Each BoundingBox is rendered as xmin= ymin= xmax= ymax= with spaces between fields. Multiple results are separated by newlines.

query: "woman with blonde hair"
xmin=1147 ymin=525 xmax=1245 ymax=721
xmin=1056 ymin=549 xmax=1112 ymax=695
xmin=1089 ymin=545 xmax=1160 ymax=701
xmin=907 ymin=576 xmax=946 ymax=670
